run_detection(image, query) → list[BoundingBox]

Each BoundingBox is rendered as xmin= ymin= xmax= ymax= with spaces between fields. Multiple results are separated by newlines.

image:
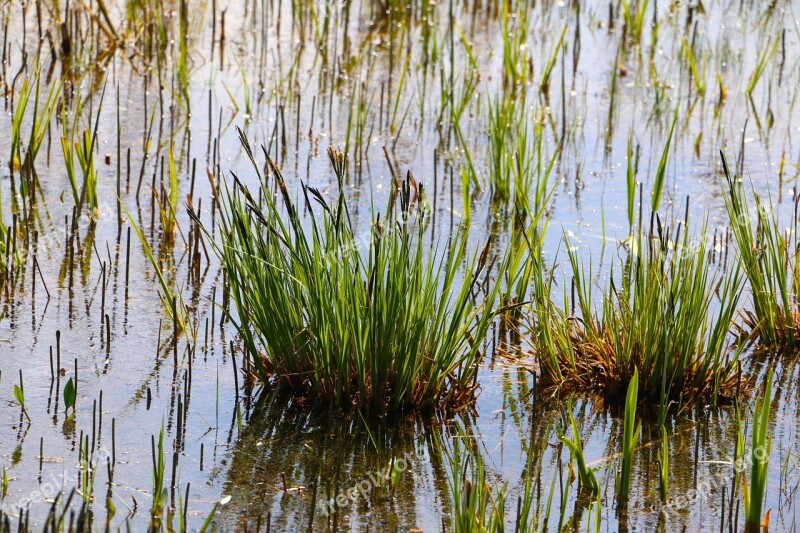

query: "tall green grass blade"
xmin=744 ymin=369 xmax=773 ymax=526
xmin=122 ymin=204 xmax=187 ymax=336
xmin=657 ymin=425 xmax=668 ymax=503
xmin=651 ymin=107 xmax=678 ymax=212
xmin=616 ymin=367 xmax=640 ymax=505
xmin=746 ymin=38 xmax=778 ymax=96
xmin=721 ymin=151 xmax=797 ymax=349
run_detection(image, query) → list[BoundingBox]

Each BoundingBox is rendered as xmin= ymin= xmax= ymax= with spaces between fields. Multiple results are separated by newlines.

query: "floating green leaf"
xmin=13 ymin=385 xmax=30 ymax=422
xmin=12 ymin=385 xmax=23 ymax=408
xmin=64 ymin=378 xmax=76 ymax=411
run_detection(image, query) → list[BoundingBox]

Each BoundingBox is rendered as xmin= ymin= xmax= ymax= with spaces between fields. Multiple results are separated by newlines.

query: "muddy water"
xmin=0 ymin=0 xmax=799 ymax=530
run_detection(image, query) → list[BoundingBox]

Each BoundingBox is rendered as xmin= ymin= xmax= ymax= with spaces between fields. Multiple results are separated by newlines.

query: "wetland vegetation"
xmin=0 ymin=0 xmax=799 ymax=531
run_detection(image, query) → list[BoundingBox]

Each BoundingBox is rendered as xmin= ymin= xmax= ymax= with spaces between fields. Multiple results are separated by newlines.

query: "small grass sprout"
xmin=150 ymin=423 xmax=168 ymax=528
xmin=123 ymin=205 xmax=189 ymax=336
xmin=13 ymin=384 xmax=30 ymax=423
xmin=558 ymin=396 xmax=599 ymax=494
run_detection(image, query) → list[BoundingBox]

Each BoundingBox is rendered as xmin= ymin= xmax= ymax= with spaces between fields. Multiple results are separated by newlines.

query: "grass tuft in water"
xmin=207 ymin=133 xmax=501 ymax=415
xmin=530 ymin=211 xmax=744 ymax=413
xmin=722 ymin=152 xmax=800 ymax=352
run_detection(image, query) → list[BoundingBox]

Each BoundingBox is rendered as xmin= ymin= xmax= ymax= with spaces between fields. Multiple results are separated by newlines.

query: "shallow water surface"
xmin=0 ymin=0 xmax=799 ymax=531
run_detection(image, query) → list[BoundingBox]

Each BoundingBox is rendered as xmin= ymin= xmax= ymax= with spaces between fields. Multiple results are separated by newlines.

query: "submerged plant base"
xmin=257 ymin=366 xmax=482 ymax=419
xmin=529 ymin=322 xmax=744 ymax=411
xmin=737 ymin=309 xmax=800 ymax=357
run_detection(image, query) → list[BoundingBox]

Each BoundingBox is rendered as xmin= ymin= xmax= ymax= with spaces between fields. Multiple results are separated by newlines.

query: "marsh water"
xmin=1 ymin=0 xmax=799 ymax=530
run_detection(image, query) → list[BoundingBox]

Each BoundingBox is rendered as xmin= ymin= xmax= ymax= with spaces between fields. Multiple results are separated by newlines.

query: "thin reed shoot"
xmin=123 ymin=205 xmax=188 ymax=336
xmin=657 ymin=425 xmax=669 ymax=503
xmin=558 ymin=396 xmax=599 ymax=494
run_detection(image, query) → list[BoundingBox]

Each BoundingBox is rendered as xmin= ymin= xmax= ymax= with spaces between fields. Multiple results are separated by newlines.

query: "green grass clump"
xmin=212 ymin=134 xmax=500 ymax=415
xmin=530 ymin=212 xmax=744 ymax=413
xmin=10 ymin=73 xmax=61 ymax=183
xmin=722 ymin=152 xmax=800 ymax=351
xmin=150 ymin=423 xmax=168 ymax=529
